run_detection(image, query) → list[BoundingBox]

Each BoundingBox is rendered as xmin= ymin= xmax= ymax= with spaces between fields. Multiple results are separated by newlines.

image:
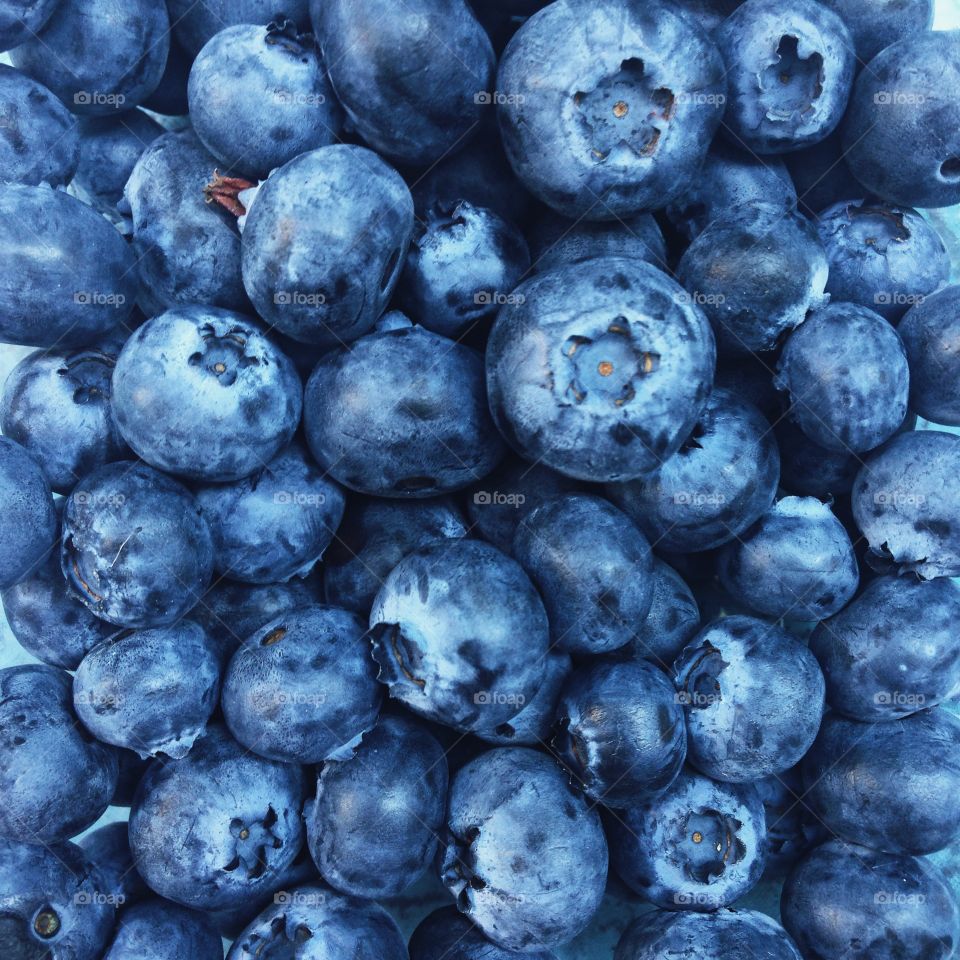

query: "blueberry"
xmin=851 ymin=429 xmax=960 ymax=578
xmin=124 ymin=130 xmax=248 ymax=313
xmin=674 ymin=616 xmax=825 ymax=782
xmin=898 ymin=285 xmax=960 ymax=426
xmin=606 ymin=387 xmax=780 ymax=552
xmin=441 ymin=747 xmax=608 ymax=951
xmin=0 ymin=0 xmax=59 ymax=51
xmin=615 ymin=908 xmax=803 ymax=960
xmin=0 ymin=183 xmax=137 ymax=347
xmin=0 ymin=436 xmax=56 ymax=590
xmin=397 ymin=200 xmax=530 ymax=339
xmin=781 ymin=839 xmax=960 ymax=960
xmin=677 ymin=202 xmax=829 ymax=354
xmin=1 ymin=344 xmax=129 ymax=494
xmin=78 ymin=821 xmax=149 ymax=907
xmin=196 ymin=443 xmax=345 ymax=584
xmin=305 ymin=321 xmax=504 ymax=497
xmin=306 ymin=713 xmax=447 ymax=898
xmin=842 ymin=32 xmax=960 ymax=208
xmin=112 ymin=306 xmax=302 ymax=482
xmin=369 ymin=539 xmax=549 ymax=732
xmin=775 ymin=418 xmax=859 ymax=499
xmin=717 ymin=496 xmax=859 ymax=621
xmin=816 ymin=200 xmax=950 ymax=322
xmin=10 ymin=0 xmax=169 ymax=115
xmin=819 ymin=0 xmax=933 ymax=61
xmin=715 ymin=0 xmax=855 ymax=154
xmin=222 ymin=604 xmax=382 ymax=764
xmin=411 ymin=906 xmax=559 ymax=960
xmin=168 ymin=0 xmax=310 ymax=56
xmin=0 ymin=665 xmax=117 ymax=844
xmin=61 ymin=461 xmax=215 ymax=628
xmin=0 ymin=64 xmax=78 ymax=187
xmin=128 ymin=724 xmax=307 ymax=911
xmin=486 ymin=257 xmax=716 ymax=482
xmin=776 ymin=302 xmax=910 ymax=453
xmin=323 ymin=496 xmax=467 ymax=614
xmin=226 ymin=883 xmax=407 ymax=960
xmin=188 ymin=20 xmax=342 ymax=180
xmin=312 ymin=0 xmax=494 ymax=167
xmin=240 ymin=145 xmax=414 ymax=346
xmin=101 ymin=898 xmax=224 ymax=960
xmin=554 ymin=659 xmax=687 ymax=806
xmin=802 ymin=708 xmax=960 ymax=855
xmin=512 ymin=493 xmax=654 ymax=654
xmin=497 ymin=0 xmax=726 ymax=219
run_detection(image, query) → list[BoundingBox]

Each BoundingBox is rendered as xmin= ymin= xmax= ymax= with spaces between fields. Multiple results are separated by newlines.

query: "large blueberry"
xmin=128 ymin=724 xmax=307 ymax=911
xmin=487 ymin=257 xmax=716 ymax=482
xmin=606 ymin=387 xmax=779 ymax=552
xmin=497 ymin=0 xmax=726 ymax=219
xmin=802 ymin=709 xmax=960 ymax=855
xmin=112 ymin=306 xmax=302 ymax=482
xmin=61 ymin=461 xmax=215 ymax=628
xmin=168 ymin=0 xmax=310 ymax=55
xmin=674 ymin=616 xmax=825 ymax=782
xmin=411 ymin=906 xmax=558 ymax=960
xmin=369 ymin=539 xmax=548 ymax=732
xmin=717 ymin=496 xmax=859 ymax=621
xmin=512 ymin=493 xmax=653 ymax=654
xmin=441 ymin=747 xmax=607 ymax=952
xmin=305 ymin=321 xmax=504 ymax=497
xmin=0 ymin=0 xmax=59 ymax=51
xmin=306 ymin=714 xmax=447 ymax=898
xmin=0 ymin=665 xmax=117 ymax=844
xmin=819 ymin=0 xmax=933 ymax=61
xmin=101 ymin=898 xmax=223 ymax=960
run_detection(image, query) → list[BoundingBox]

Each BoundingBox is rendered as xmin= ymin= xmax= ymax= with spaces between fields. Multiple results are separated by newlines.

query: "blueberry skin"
xmin=554 ymin=659 xmax=687 ymax=806
xmin=802 ymin=709 xmax=960 ymax=855
xmin=128 ymin=724 xmax=307 ymax=911
xmin=78 ymin=821 xmax=149 ymax=907
xmin=241 ymin=145 xmax=414 ymax=346
xmin=899 ymin=285 xmax=960 ymax=426
xmin=196 ymin=444 xmax=345 ymax=584
xmin=0 ymin=183 xmax=137 ymax=347
xmin=1 ymin=345 xmax=129 ymax=494
xmin=497 ymin=0 xmax=726 ymax=219
xmin=776 ymin=302 xmax=910 ymax=453
xmin=370 ymin=539 xmax=549 ymax=733
xmin=775 ymin=418 xmax=858 ymax=499
xmin=411 ymin=906 xmax=559 ymax=960
xmin=168 ymin=0 xmax=310 ymax=56
xmin=615 ymin=909 xmax=803 ymax=960
xmin=0 ymin=837 xmax=115 ymax=959
xmin=323 ymin=496 xmax=467 ymax=614
xmin=817 ymin=201 xmax=949 ymax=323
xmin=189 ymin=21 xmax=342 ymax=180
xmin=718 ymin=497 xmax=859 ymax=621
xmin=781 ymin=839 xmax=959 ymax=960
xmin=10 ymin=0 xmax=169 ymax=116
xmin=312 ymin=0 xmax=493 ymax=167
xmin=609 ymin=769 xmax=767 ymax=910
xmin=101 ymin=898 xmax=223 ymax=960
xmin=222 ymin=605 xmax=382 ymax=764
xmin=397 ymin=201 xmax=530 ymax=339
xmin=124 ymin=130 xmax=248 ymax=314
xmin=305 ymin=322 xmax=504 ymax=497
xmin=441 ymin=747 xmax=608 ymax=952
xmin=227 ymin=882 xmax=407 ymax=960
xmin=487 ymin=257 xmax=716 ymax=482
xmin=306 ymin=714 xmax=447 ymax=898
xmin=0 ymin=436 xmax=56 ymax=590
xmin=851 ymin=429 xmax=960 ymax=579
xmin=677 ymin=202 xmax=829 ymax=355
xmin=674 ymin=616 xmax=825 ymax=782
xmin=842 ymin=32 xmax=960 ymax=209
xmin=73 ymin=620 xmax=221 ymax=759
xmin=61 ymin=461 xmax=215 ymax=628
xmin=112 ymin=306 xmax=302 ymax=483
xmin=0 ymin=665 xmax=118 ymax=844
xmin=513 ymin=493 xmax=654 ymax=654
xmin=0 ymin=0 xmax=59 ymax=51
xmin=0 ymin=64 xmax=79 ymax=186
xmin=607 ymin=387 xmax=779 ymax=553
xmin=825 ymin=0 xmax=934 ymax=61
xmin=715 ymin=0 xmax=855 ymax=154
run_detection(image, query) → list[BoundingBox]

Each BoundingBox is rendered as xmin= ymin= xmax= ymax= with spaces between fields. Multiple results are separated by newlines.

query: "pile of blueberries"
xmin=2 ymin=0 xmax=960 ymax=956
